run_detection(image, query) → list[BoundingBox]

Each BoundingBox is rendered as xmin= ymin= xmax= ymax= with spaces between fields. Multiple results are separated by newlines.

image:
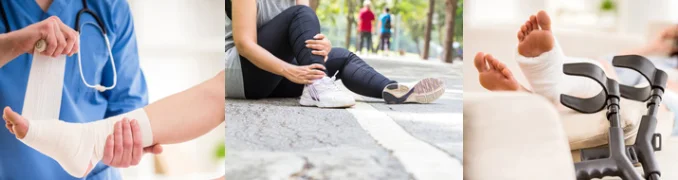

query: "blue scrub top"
xmin=0 ymin=0 xmax=148 ymax=179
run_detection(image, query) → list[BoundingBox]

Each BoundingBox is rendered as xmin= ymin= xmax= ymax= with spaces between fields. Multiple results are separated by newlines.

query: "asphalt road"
xmin=225 ymin=56 xmax=463 ymax=180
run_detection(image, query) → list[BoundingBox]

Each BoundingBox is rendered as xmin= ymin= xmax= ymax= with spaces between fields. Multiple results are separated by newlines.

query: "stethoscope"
xmin=0 ymin=0 xmax=117 ymax=92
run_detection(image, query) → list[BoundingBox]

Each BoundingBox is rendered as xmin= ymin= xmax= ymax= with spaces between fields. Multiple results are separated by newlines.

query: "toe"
xmin=484 ymin=54 xmax=496 ymax=70
xmin=5 ymin=123 xmax=13 ymax=134
xmin=518 ymin=31 xmax=525 ymax=41
xmin=537 ymin=10 xmax=551 ymax=30
xmin=487 ymin=55 xmax=502 ymax=69
xmin=486 ymin=54 xmax=505 ymax=71
xmin=500 ymin=67 xmax=515 ymax=80
xmin=529 ymin=15 xmax=539 ymax=30
xmin=474 ymin=52 xmax=488 ymax=72
xmin=3 ymin=107 xmax=12 ymax=122
xmin=4 ymin=107 xmax=18 ymax=123
xmin=525 ymin=21 xmax=532 ymax=32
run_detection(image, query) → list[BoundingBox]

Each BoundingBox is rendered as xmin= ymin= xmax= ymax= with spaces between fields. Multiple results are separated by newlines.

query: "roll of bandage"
xmin=21 ymin=39 xmax=67 ymax=121
xmin=34 ymin=39 xmax=46 ymax=52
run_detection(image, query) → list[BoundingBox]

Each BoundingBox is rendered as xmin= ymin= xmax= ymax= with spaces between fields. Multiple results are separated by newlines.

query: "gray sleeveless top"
xmin=225 ymin=0 xmax=296 ymax=98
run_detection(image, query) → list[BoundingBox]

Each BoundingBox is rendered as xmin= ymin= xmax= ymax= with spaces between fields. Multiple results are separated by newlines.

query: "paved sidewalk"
xmin=225 ymin=56 xmax=463 ymax=180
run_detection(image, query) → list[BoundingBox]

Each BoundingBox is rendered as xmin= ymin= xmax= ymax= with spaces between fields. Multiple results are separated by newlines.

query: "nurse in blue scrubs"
xmin=0 ymin=0 xmax=156 ymax=179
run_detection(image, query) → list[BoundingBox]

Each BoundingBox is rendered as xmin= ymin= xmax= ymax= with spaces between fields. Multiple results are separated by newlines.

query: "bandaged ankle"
xmin=515 ymin=39 xmax=565 ymax=104
xmin=516 ymin=39 xmax=605 ymax=106
xmin=20 ymin=108 xmax=154 ymax=178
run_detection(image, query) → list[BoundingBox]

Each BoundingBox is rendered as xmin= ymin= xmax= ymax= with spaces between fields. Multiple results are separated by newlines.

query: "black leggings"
xmin=240 ymin=5 xmax=395 ymax=99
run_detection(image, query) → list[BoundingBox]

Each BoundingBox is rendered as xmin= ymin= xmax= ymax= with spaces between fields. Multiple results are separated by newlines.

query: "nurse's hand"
xmin=11 ymin=16 xmax=79 ymax=57
xmin=102 ymin=118 xmax=163 ymax=168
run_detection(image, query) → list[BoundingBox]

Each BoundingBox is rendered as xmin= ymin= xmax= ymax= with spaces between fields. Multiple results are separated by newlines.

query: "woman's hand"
xmin=281 ymin=63 xmax=326 ymax=84
xmin=306 ymin=34 xmax=332 ymax=61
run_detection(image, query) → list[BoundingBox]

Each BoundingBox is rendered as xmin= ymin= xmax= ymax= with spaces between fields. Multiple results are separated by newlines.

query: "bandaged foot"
xmin=2 ymin=107 xmax=154 ymax=178
xmin=514 ymin=11 xmax=561 ymax=103
xmin=514 ymin=11 xmax=602 ymax=105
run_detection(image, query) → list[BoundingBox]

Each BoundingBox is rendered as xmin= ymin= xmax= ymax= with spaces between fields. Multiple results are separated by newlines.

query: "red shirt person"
xmin=358 ymin=1 xmax=375 ymax=53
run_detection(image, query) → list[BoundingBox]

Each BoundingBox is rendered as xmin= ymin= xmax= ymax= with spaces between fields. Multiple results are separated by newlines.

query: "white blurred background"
xmin=464 ymin=0 xmax=678 ymax=92
xmin=121 ymin=0 xmax=225 ymax=179
xmin=466 ymin=0 xmax=678 ymax=37
xmin=463 ymin=1 xmax=678 ymax=179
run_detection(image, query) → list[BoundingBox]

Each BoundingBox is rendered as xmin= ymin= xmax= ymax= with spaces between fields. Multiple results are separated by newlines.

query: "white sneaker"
xmin=382 ymin=78 xmax=445 ymax=104
xmin=299 ymin=76 xmax=356 ymax=108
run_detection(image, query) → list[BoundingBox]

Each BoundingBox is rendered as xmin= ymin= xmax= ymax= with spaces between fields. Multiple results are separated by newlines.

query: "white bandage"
xmin=18 ymin=52 xmax=154 ymax=178
xmin=515 ymin=38 xmax=602 ymax=105
xmin=20 ymin=108 xmax=154 ymax=178
xmin=21 ymin=54 xmax=66 ymax=120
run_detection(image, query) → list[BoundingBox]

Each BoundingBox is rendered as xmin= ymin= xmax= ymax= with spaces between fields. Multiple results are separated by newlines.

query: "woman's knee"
xmin=327 ymin=48 xmax=365 ymax=67
xmin=289 ymin=5 xmax=314 ymax=14
xmin=281 ymin=5 xmax=320 ymax=32
xmin=329 ymin=47 xmax=352 ymax=57
xmin=283 ymin=5 xmax=316 ymax=18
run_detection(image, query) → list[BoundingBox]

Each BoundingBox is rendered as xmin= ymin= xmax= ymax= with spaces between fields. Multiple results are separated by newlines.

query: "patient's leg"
xmin=474 ymin=11 xmax=556 ymax=93
xmin=512 ymin=10 xmax=567 ymax=104
xmin=474 ymin=11 xmax=557 ymax=94
xmin=476 ymin=11 xmax=604 ymax=105
xmin=2 ymin=70 xmax=225 ymax=178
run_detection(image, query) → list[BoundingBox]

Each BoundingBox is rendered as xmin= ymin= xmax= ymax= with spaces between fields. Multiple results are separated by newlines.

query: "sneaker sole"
xmin=299 ymin=97 xmax=355 ymax=108
xmin=383 ymin=78 xmax=445 ymax=104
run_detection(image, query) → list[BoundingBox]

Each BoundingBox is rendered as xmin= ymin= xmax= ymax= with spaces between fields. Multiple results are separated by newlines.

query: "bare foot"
xmin=517 ymin=11 xmax=554 ymax=57
xmin=3 ymin=107 xmax=28 ymax=139
xmin=474 ymin=52 xmax=521 ymax=91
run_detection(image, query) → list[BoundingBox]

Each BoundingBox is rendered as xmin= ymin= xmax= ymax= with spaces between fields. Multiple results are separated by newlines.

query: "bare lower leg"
xmin=145 ymin=70 xmax=225 ymax=145
xmin=620 ymin=26 xmax=678 ymax=57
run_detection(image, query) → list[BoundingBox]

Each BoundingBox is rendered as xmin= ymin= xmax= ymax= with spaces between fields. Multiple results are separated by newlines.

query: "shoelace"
xmin=313 ymin=71 xmax=341 ymax=92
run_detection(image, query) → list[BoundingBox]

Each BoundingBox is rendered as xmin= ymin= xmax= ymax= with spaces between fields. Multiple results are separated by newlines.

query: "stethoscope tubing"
xmin=76 ymin=22 xmax=117 ymax=92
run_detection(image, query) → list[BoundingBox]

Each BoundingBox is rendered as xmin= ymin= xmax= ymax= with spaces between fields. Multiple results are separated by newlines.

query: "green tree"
xmin=313 ymin=0 xmax=461 ymax=60
xmin=391 ymin=0 xmax=429 ymax=53
xmin=422 ymin=0 xmax=435 ymax=59
xmin=345 ymin=0 xmax=359 ymax=49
